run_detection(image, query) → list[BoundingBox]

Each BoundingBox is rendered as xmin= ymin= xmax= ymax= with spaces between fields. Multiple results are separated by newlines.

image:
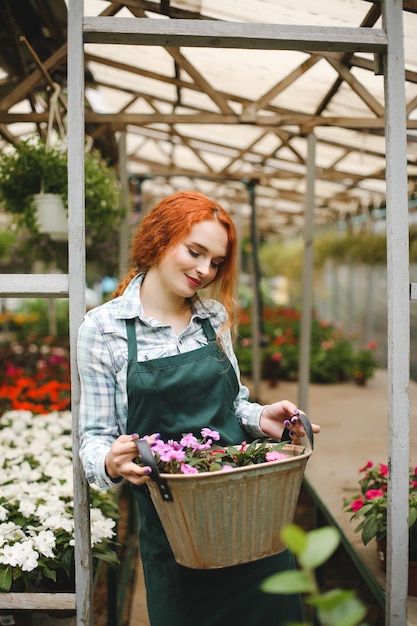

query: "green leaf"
xmin=317 ymin=596 xmax=367 ymax=626
xmin=281 ymin=524 xmax=307 ymax=555
xmin=42 ymin=567 xmax=57 ymax=582
xmin=261 ymin=569 xmax=315 ymax=594
xmin=308 ymin=588 xmax=355 ymax=609
xmin=93 ymin=551 xmax=120 ymax=565
xmin=0 ymin=566 xmax=12 ymax=591
xmin=362 ymin=516 xmax=380 ymax=545
xmin=409 ymin=506 xmax=417 ymax=527
xmin=298 ymin=527 xmax=340 ymax=569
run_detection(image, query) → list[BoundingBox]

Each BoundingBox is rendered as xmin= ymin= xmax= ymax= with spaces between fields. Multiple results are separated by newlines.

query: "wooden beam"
xmin=0 ymin=274 xmax=69 ymax=298
xmin=0 ymin=44 xmax=67 ymax=111
xmin=83 ymin=18 xmax=388 ymax=53
xmin=0 ymin=592 xmax=76 ymax=611
xmin=4 ymin=111 xmax=417 ymax=131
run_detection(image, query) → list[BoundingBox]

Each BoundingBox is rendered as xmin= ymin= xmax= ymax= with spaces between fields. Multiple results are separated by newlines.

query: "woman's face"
xmin=158 ymin=219 xmax=229 ymax=298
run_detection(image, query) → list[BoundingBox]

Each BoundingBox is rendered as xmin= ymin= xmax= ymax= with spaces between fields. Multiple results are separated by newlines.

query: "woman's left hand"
xmin=259 ymin=400 xmax=320 ymax=444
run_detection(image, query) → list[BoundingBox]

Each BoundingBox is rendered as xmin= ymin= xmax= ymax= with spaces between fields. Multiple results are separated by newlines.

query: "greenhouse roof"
xmin=1 ymin=0 xmax=417 ymax=236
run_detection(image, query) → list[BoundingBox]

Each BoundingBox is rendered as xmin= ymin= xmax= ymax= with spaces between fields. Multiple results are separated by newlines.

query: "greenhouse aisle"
xmin=129 ymin=369 xmax=417 ymax=625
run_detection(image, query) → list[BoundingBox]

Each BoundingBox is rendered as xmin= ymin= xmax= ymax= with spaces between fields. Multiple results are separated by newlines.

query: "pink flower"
xmin=350 ymin=498 xmax=365 ymax=512
xmin=180 ymin=433 xmax=199 ymax=449
xmin=180 ymin=464 xmax=199 ymax=474
xmin=365 ymin=489 xmax=385 ymax=500
xmin=201 ymin=428 xmax=220 ymax=441
xmin=221 ymin=465 xmax=234 ymax=471
xmin=378 ymin=463 xmax=388 ymax=476
xmin=197 ymin=440 xmax=213 ymax=450
xmin=265 ymin=451 xmax=287 ymax=462
xmin=359 ymin=461 xmax=373 ymax=472
xmin=158 ymin=445 xmax=186 ymax=463
xmin=165 ymin=439 xmax=183 ymax=451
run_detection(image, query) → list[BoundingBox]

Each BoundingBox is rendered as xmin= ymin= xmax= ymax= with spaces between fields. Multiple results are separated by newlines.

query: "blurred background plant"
xmin=351 ymin=342 xmax=378 ymax=386
xmin=0 ymin=335 xmax=71 ymax=415
xmin=236 ymin=305 xmax=377 ymax=386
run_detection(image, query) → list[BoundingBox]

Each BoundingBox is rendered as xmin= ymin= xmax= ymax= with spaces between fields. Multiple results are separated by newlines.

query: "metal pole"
xmin=118 ymin=131 xmax=130 ymax=278
xmin=298 ymin=133 xmax=316 ymax=412
xmin=382 ymin=0 xmax=410 ymax=623
xmin=246 ymin=180 xmax=263 ymax=402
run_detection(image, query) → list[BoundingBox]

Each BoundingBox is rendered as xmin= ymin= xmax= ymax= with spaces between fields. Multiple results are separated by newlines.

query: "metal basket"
xmin=136 ymin=416 xmax=313 ymax=569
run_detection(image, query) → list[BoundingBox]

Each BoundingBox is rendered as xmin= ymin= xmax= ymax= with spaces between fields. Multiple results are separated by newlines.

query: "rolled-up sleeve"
xmin=77 ymin=314 xmax=125 ymax=490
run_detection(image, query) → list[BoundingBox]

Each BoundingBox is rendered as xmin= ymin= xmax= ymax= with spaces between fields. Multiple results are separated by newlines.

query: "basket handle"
xmin=281 ymin=412 xmax=314 ymax=451
xmin=135 ymin=439 xmax=174 ymax=502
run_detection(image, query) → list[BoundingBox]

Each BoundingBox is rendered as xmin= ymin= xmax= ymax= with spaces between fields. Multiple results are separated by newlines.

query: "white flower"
xmin=0 ymin=522 xmax=25 ymax=546
xmin=0 ymin=540 xmax=39 ymax=571
xmin=90 ymin=508 xmax=116 ymax=545
xmin=20 ymin=541 xmax=40 ymax=572
xmin=0 ymin=543 xmax=22 ymax=567
xmin=31 ymin=530 xmax=56 ymax=559
xmin=0 ymin=409 xmax=117 ymax=588
xmin=41 ymin=513 xmax=74 ymax=535
xmin=18 ymin=499 xmax=37 ymax=517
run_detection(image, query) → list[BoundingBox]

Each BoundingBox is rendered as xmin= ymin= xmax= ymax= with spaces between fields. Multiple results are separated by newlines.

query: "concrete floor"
xmin=129 ymin=369 xmax=417 ymax=625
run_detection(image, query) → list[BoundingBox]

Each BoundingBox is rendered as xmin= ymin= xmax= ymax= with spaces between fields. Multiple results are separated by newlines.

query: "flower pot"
xmin=33 ymin=193 xmax=68 ymax=241
xmin=377 ymin=539 xmax=417 ymax=596
xmin=141 ymin=437 xmax=313 ymax=569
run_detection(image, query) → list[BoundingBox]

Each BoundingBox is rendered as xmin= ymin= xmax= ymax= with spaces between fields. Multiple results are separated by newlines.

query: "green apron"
xmin=126 ymin=317 xmax=303 ymax=626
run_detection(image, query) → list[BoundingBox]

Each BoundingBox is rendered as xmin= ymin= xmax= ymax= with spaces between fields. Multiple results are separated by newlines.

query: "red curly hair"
xmin=114 ymin=190 xmax=238 ymax=331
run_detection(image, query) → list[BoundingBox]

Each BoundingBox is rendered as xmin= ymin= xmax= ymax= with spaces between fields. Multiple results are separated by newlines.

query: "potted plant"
xmin=343 ymin=460 xmax=417 ymax=595
xmin=351 ymin=341 xmax=378 ymax=386
xmin=134 ymin=424 xmax=313 ymax=569
xmin=0 ymin=137 xmax=123 ymax=248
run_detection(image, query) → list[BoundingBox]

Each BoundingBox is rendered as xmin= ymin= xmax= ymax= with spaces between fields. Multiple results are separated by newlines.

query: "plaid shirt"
xmin=77 ymin=273 xmax=265 ymax=490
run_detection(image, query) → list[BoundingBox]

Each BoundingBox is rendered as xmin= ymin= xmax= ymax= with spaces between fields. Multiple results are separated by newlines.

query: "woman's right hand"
xmin=105 ymin=433 xmax=153 ymax=486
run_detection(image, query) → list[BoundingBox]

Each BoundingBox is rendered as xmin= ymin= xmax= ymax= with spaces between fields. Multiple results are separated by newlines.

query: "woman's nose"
xmin=196 ymin=258 xmax=211 ymax=276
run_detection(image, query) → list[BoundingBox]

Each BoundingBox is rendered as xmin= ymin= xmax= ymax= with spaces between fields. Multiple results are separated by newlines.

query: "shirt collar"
xmin=115 ymin=273 xmax=211 ymax=321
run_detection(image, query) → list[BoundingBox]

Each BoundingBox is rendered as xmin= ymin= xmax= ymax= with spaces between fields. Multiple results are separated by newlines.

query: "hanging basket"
xmin=136 ymin=416 xmax=314 ymax=569
xmin=33 ymin=193 xmax=68 ymax=241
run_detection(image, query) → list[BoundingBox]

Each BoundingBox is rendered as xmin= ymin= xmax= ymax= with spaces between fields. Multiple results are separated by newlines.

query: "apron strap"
xmin=200 ymin=316 xmax=217 ymax=342
xmin=126 ymin=318 xmax=137 ymax=362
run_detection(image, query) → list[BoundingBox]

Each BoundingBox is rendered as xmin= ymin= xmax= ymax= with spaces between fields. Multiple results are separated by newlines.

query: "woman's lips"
xmin=186 ymin=275 xmax=201 ymax=288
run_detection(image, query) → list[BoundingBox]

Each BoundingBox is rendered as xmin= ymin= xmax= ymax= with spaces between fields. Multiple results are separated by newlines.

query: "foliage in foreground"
xmin=262 ymin=525 xmax=367 ymax=626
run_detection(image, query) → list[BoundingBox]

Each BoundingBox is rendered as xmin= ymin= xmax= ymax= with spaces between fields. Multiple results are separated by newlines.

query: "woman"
xmin=78 ymin=190 xmax=319 ymax=625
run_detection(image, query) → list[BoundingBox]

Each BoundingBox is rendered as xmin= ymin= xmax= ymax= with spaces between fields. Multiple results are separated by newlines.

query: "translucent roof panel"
xmin=1 ymin=0 xmax=416 ymax=235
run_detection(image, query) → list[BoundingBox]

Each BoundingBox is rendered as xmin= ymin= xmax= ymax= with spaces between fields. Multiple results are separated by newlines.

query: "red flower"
xmin=359 ymin=461 xmax=373 ymax=472
xmin=365 ymin=489 xmax=385 ymax=500
xmin=378 ymin=463 xmax=389 ymax=476
xmin=350 ymin=497 xmax=365 ymax=512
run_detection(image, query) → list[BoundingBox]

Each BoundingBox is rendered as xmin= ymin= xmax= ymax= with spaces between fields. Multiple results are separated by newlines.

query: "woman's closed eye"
xmin=187 ymin=247 xmax=223 ymax=269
